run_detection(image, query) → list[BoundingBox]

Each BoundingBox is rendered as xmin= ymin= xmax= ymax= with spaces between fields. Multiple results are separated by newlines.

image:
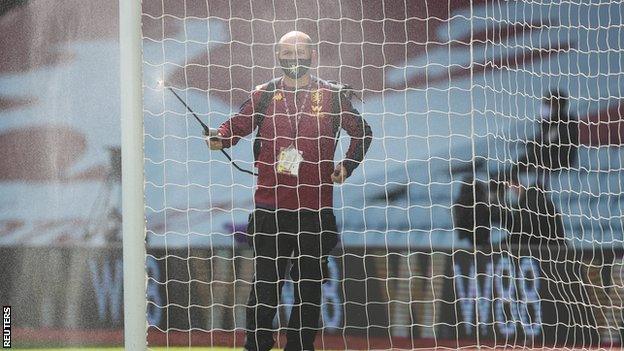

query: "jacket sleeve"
xmin=216 ymin=91 xmax=260 ymax=148
xmin=338 ymin=96 xmax=373 ymax=177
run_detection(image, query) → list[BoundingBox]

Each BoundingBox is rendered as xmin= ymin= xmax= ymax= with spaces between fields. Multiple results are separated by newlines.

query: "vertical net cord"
xmin=367 ymin=0 xmax=377 ymax=347
xmin=469 ymin=0 xmax=482 ymax=348
xmin=402 ymin=0 xmax=415 ymax=349
xmin=422 ymin=0 xmax=437 ymax=348
xmin=442 ymin=0 xmax=453 ymax=347
xmin=158 ymin=0 xmax=170 ymax=346
xmin=380 ymin=2 xmax=392 ymax=348
xmin=314 ymin=3 xmax=323 ymax=349
xmin=182 ymin=0 xmax=194 ymax=346
xmin=227 ymin=0 xmax=235 ymax=346
xmin=203 ymin=5 xmax=213 ymax=347
xmin=343 ymin=3 xmax=356 ymax=349
xmin=293 ymin=5 xmax=303 ymax=349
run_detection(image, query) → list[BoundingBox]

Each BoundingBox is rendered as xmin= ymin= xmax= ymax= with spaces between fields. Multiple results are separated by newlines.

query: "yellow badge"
xmin=311 ymin=90 xmax=322 ymax=105
xmin=311 ymin=90 xmax=323 ymax=117
xmin=273 ymin=92 xmax=283 ymax=101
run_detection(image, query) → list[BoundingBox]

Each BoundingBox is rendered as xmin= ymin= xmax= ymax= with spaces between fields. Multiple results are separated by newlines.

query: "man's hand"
xmin=331 ymin=164 xmax=347 ymax=184
xmin=205 ymin=133 xmax=223 ymax=150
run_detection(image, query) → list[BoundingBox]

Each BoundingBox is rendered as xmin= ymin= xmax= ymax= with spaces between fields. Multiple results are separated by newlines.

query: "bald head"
xmin=276 ymin=31 xmax=315 ymax=60
xmin=278 ymin=31 xmax=313 ymax=47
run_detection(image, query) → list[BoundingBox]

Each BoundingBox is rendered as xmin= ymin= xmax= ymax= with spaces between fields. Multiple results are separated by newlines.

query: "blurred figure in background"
xmin=502 ymin=178 xmax=566 ymax=250
xmin=453 ymin=175 xmax=504 ymax=248
xmin=452 ymin=167 xmax=567 ymax=250
xmin=512 ymin=89 xmax=579 ymax=187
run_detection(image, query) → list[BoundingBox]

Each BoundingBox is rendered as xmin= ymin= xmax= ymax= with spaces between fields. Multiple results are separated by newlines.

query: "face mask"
xmin=279 ymin=58 xmax=311 ymax=79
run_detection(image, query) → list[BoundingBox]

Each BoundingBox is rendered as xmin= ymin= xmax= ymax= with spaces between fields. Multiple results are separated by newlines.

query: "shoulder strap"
xmin=253 ymin=78 xmax=279 ymax=161
xmin=323 ymin=80 xmax=351 ymax=138
xmin=331 ymin=89 xmax=342 ymax=139
xmin=254 ymin=78 xmax=279 ymax=127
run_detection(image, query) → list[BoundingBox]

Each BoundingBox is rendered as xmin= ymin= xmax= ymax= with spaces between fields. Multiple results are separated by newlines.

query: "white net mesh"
xmin=142 ymin=0 xmax=624 ymax=349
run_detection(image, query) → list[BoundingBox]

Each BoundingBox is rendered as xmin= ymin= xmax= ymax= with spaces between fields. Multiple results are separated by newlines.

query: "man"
xmin=208 ymin=31 xmax=372 ymax=351
xmin=513 ymin=89 xmax=579 ymax=186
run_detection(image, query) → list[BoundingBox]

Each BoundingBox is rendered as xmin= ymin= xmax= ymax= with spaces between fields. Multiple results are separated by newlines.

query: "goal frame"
xmin=120 ymin=0 xmax=148 ymax=350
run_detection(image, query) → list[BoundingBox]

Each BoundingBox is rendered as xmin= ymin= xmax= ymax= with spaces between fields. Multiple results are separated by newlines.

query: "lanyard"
xmin=282 ymin=86 xmax=311 ymax=140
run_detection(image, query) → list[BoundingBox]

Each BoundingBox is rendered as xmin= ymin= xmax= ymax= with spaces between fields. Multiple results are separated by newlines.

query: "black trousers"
xmin=244 ymin=208 xmax=338 ymax=351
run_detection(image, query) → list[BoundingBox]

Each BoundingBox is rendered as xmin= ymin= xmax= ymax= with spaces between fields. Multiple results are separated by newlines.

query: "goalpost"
xmin=120 ymin=0 xmax=147 ymax=350
xmin=124 ymin=0 xmax=624 ymax=349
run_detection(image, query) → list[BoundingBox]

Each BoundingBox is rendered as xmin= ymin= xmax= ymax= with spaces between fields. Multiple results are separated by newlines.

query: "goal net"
xmin=140 ymin=0 xmax=624 ymax=349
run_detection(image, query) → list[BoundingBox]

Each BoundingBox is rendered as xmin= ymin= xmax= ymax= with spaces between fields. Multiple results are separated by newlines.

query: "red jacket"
xmin=217 ymin=77 xmax=372 ymax=210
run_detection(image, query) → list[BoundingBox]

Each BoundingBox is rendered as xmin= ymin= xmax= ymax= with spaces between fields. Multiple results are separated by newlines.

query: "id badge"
xmin=276 ymin=144 xmax=304 ymax=176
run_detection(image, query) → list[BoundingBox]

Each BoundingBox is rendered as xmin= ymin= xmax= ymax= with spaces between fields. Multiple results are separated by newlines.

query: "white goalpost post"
xmin=120 ymin=0 xmax=148 ymax=350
